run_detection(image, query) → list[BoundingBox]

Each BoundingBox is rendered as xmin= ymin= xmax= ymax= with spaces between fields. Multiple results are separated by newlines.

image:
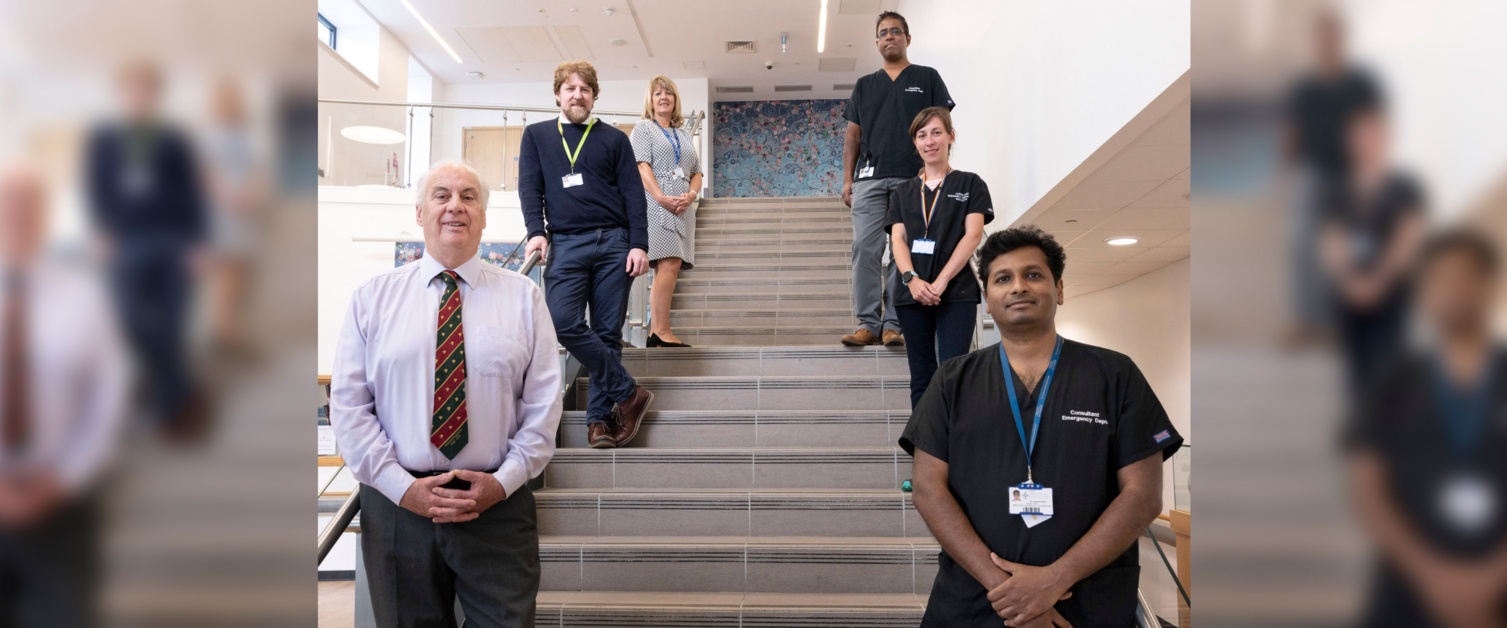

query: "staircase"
xmin=534 ymin=197 xmax=935 ymax=625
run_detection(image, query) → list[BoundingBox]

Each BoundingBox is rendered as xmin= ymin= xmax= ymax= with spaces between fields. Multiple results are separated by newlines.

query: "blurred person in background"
xmin=1283 ymin=9 xmax=1384 ymax=346
xmin=1347 ymin=229 xmax=1507 ymax=627
xmin=201 ymin=77 xmax=266 ymax=356
xmin=84 ymin=59 xmax=210 ymax=440
xmin=0 ymin=164 xmax=129 ymax=628
xmin=1319 ymin=97 xmax=1426 ymax=395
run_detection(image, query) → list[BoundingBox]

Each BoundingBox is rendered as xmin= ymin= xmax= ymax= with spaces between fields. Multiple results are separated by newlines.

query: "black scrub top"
xmin=843 ymin=64 xmax=954 ymax=181
xmin=1321 ymin=171 xmax=1424 ymax=315
xmin=1346 ymin=348 xmax=1507 ymax=627
xmin=1286 ymin=68 xmax=1383 ymax=180
xmin=885 ymin=170 xmax=994 ymax=307
xmin=900 ymin=339 xmax=1184 ymax=627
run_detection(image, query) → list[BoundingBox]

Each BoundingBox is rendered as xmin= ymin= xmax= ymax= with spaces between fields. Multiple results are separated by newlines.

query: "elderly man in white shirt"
xmin=331 ymin=160 xmax=562 ymax=628
xmin=0 ymin=163 xmax=129 ymax=628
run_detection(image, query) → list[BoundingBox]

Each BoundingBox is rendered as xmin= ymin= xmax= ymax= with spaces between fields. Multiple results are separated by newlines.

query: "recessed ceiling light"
xmin=396 ymin=0 xmax=463 ymax=63
xmin=610 ymin=39 xmax=627 ymax=47
xmin=467 ymin=71 xmax=484 ymax=79
xmin=340 ymin=126 xmax=406 ymax=145
xmin=1105 ymin=237 xmax=1139 ymax=246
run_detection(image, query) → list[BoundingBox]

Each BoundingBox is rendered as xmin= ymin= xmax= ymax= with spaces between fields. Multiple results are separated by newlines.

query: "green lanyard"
xmin=558 ymin=118 xmax=596 ymax=173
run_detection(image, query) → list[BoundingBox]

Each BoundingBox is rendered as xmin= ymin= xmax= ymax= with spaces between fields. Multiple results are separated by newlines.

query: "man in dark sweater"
xmin=519 ymin=60 xmax=653 ymax=449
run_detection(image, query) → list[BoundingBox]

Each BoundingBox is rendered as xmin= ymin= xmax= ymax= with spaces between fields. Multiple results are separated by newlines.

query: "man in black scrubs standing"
xmin=1348 ymin=229 xmax=1507 ymax=627
xmin=839 ymin=11 xmax=954 ymax=347
xmin=902 ymin=226 xmax=1183 ymax=626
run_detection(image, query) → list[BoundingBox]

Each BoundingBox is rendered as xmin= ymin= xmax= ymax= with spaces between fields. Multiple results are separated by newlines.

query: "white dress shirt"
xmin=0 ymin=262 xmax=129 ymax=492
xmin=330 ymin=252 xmax=562 ymax=505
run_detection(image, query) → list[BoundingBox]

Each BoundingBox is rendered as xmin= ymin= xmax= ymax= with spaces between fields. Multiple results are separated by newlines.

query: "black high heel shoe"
xmin=647 ymin=333 xmax=692 ymax=348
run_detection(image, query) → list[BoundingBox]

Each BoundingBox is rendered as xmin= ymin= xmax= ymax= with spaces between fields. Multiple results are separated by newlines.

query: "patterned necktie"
xmin=2 ymin=272 xmax=30 ymax=452
xmin=430 ymin=270 xmax=468 ymax=458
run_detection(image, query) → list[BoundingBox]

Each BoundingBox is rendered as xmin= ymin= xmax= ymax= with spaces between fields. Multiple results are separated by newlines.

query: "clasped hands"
xmin=658 ymin=192 xmax=696 ymax=215
xmin=398 ymin=470 xmax=507 ymax=524
xmin=987 ymin=552 xmax=1075 ymax=628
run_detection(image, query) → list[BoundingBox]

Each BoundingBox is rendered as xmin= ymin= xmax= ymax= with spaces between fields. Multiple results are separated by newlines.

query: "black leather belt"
xmin=406 ymin=468 xmax=497 ymax=491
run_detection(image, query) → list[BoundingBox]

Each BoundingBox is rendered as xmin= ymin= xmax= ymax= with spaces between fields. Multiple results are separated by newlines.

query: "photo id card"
xmin=562 ymin=173 xmax=585 ymax=188
xmin=912 ymin=239 xmax=936 ymax=255
xmin=858 ymin=166 xmax=875 ymax=179
xmin=672 ymin=167 xmax=686 ymax=180
xmin=1009 ymin=482 xmax=1053 ymax=528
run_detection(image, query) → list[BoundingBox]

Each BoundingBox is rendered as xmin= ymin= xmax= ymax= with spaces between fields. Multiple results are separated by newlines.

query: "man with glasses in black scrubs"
xmin=839 ymin=11 xmax=955 ymax=348
xmin=902 ymin=226 xmax=1183 ymax=627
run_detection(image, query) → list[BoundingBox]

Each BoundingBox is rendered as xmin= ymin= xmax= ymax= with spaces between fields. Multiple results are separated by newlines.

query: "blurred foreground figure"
xmin=1348 ymin=229 xmax=1507 ymax=627
xmin=84 ymin=59 xmax=209 ymax=438
xmin=0 ymin=165 xmax=129 ymax=628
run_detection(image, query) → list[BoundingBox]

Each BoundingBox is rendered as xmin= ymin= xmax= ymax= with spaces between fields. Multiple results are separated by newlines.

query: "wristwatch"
xmin=901 ymin=271 xmax=918 ymax=284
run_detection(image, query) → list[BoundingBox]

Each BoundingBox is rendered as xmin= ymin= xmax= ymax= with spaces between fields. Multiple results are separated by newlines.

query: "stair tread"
xmin=537 ymin=487 xmax=907 ymax=495
xmin=540 ymin=590 xmax=926 ymax=610
xmin=541 ymin=535 xmax=936 ymax=548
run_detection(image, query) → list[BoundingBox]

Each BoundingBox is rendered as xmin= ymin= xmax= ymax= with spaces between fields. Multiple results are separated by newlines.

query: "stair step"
xmin=619 ymin=346 xmax=907 ymax=377
xmin=675 ymin=278 xmax=847 ymax=295
xmin=539 ymin=536 xmax=939 ymax=595
xmin=686 ymin=260 xmax=852 ymax=272
xmin=670 ymin=308 xmax=853 ymax=328
xmin=672 ymin=291 xmax=849 ymax=311
xmin=536 ymin=488 xmax=931 ymax=539
xmin=663 ymin=326 xmax=865 ymax=346
xmin=560 ymin=409 xmax=908 ymax=448
xmin=697 ymin=214 xmax=852 ymax=227
xmin=576 ymin=374 xmax=909 ymax=413
xmin=698 ymin=226 xmax=854 ymax=239
xmin=545 ymin=447 xmax=911 ymax=490
xmin=680 ymin=268 xmax=851 ymax=282
xmin=537 ymin=591 xmax=926 ymax=626
xmin=694 ymin=249 xmax=849 ymax=263
xmin=697 ymin=230 xmax=854 ymax=243
xmin=696 ymin=239 xmax=851 ymax=254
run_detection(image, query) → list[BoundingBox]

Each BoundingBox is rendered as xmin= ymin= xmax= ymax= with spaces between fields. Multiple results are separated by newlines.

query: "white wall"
xmin=435 ymin=77 xmax=712 ymax=194
xmin=317 ymin=22 xmax=416 ymax=187
xmin=898 ymin=0 xmax=1190 ymax=227
xmin=1055 ymin=258 xmax=1191 ymax=513
xmin=317 ymin=187 xmax=531 ymax=374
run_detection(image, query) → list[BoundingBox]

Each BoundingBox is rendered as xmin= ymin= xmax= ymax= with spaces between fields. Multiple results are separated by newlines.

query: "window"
xmin=318 ymin=13 xmax=337 ymax=49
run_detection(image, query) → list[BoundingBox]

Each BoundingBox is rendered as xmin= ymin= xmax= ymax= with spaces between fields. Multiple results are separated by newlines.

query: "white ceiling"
xmin=353 ymin=0 xmax=900 ymax=101
xmin=1013 ymin=73 xmax=1191 ymax=299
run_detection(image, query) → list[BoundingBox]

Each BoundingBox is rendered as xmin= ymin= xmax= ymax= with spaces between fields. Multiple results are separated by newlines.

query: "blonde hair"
xmin=641 ymin=75 xmax=685 ymax=128
xmin=552 ymin=60 xmax=600 ymax=106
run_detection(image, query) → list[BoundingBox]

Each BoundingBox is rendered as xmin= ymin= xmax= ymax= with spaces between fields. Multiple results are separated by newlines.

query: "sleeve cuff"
xmin=372 ymin=464 xmax=417 ymax=506
xmin=495 ymin=461 xmax=529 ymax=500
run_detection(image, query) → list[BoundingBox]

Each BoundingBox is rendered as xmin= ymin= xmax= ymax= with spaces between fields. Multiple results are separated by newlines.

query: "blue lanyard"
xmin=655 ymin=121 xmax=681 ymax=165
xmin=1433 ymin=352 xmax=1499 ymax=462
xmin=1000 ymin=335 xmax=1063 ymax=483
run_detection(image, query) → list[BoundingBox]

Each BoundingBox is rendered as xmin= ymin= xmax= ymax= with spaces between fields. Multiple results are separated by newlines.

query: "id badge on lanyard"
xmin=559 ymin=118 xmax=596 ymax=190
xmin=1001 ymin=335 xmax=1064 ymax=528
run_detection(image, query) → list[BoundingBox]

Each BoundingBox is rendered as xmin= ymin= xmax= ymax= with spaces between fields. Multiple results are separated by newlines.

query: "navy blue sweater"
xmin=519 ymin=118 xmax=648 ymax=251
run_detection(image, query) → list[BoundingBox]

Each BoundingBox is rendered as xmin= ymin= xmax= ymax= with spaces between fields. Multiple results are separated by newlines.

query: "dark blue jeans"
xmin=544 ymin=228 xmax=638 ymax=426
xmin=110 ymin=237 xmax=194 ymax=422
xmin=896 ymin=301 xmax=978 ymax=409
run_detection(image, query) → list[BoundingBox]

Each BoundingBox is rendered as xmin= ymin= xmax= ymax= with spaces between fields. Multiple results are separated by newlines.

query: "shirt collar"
xmin=418 ymin=251 xmax=483 ymax=288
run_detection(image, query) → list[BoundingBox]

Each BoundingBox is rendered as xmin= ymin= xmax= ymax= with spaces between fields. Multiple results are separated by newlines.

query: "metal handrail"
xmin=318 ymin=98 xmax=642 ymax=118
xmin=1135 ymin=588 xmax=1159 ymax=628
xmin=317 ymin=249 xmax=544 ymax=565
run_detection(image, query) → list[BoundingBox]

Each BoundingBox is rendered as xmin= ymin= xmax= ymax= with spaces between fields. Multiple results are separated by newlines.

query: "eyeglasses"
xmin=876 ymin=27 xmax=906 ymax=39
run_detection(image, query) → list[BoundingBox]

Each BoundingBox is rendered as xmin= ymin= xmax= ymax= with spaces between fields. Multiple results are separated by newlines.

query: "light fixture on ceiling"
xmin=781 ymin=32 xmax=788 ymax=54
xmin=467 ymin=71 xmax=484 ymax=79
xmin=396 ymin=0 xmax=463 ymax=63
xmin=818 ymin=0 xmax=829 ymax=53
xmin=341 ymin=126 xmax=406 ymax=145
xmin=610 ymin=39 xmax=627 ymax=47
xmin=1105 ymin=237 xmax=1139 ymax=246
xmin=604 ymin=7 xmax=615 ymax=16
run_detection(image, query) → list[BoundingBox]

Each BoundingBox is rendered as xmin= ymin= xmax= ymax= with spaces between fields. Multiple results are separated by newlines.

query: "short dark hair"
xmin=876 ymin=11 xmax=909 ymax=36
xmin=1418 ymin=227 xmax=1499 ymax=278
xmin=976 ymin=225 xmax=1067 ymax=284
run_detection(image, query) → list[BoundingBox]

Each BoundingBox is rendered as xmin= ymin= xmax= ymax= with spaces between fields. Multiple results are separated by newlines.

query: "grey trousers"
xmin=851 ymin=177 xmax=904 ymax=334
xmin=361 ymin=484 xmax=539 ymax=628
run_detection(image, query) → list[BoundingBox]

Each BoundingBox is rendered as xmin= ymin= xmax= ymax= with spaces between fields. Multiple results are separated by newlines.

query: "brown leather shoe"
xmin=612 ymin=386 xmax=654 ymax=447
xmin=882 ymin=329 xmax=905 ymax=347
xmin=840 ymin=328 xmax=880 ymax=346
xmin=588 ymin=422 xmax=617 ymax=448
